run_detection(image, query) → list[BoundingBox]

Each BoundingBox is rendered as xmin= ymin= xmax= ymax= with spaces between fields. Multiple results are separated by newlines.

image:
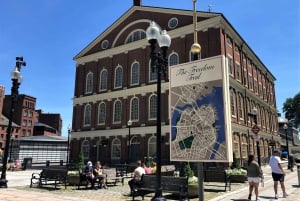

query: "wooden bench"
xmin=132 ymin=174 xmax=189 ymax=201
xmin=204 ymin=169 xmax=231 ymax=191
xmin=30 ymin=168 xmax=68 ymax=189
xmin=104 ymin=168 xmax=124 ymax=186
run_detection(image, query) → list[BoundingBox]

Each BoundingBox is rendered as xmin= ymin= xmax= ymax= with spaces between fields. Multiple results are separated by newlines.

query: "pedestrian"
xmin=81 ymin=161 xmax=97 ymax=190
xmin=127 ymin=160 xmax=145 ymax=195
xmin=246 ymin=154 xmax=263 ymax=201
xmin=269 ymin=150 xmax=288 ymax=199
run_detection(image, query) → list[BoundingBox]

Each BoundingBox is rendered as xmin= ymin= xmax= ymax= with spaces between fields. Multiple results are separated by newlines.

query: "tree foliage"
xmin=283 ymin=92 xmax=300 ymax=127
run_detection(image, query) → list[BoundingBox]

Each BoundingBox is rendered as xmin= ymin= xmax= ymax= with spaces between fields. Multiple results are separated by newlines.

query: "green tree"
xmin=283 ymin=92 xmax=300 ymax=127
xmin=231 ymin=152 xmax=241 ymax=169
xmin=179 ymin=162 xmax=194 ymax=177
xmin=76 ymin=151 xmax=84 ymax=170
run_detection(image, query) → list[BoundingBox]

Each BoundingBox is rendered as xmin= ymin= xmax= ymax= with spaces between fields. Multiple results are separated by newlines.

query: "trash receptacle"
xmin=60 ymin=160 xmax=63 ymax=166
xmin=22 ymin=158 xmax=32 ymax=170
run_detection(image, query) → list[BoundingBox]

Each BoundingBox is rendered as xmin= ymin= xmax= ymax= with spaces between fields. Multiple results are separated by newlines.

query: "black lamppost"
xmin=0 ymin=57 xmax=25 ymax=188
xmin=283 ymin=123 xmax=290 ymax=169
xmin=127 ymin=119 xmax=132 ymax=164
xmin=67 ymin=125 xmax=71 ymax=164
xmin=248 ymin=107 xmax=261 ymax=166
xmin=146 ymin=21 xmax=171 ymax=201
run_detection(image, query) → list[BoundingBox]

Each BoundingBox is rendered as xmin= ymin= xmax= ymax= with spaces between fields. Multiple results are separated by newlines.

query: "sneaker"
xmin=283 ymin=192 xmax=288 ymax=198
xmin=275 ymin=194 xmax=279 ymax=199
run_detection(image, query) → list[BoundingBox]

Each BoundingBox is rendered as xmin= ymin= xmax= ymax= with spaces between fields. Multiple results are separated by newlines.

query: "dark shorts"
xmin=272 ymin=172 xmax=285 ymax=182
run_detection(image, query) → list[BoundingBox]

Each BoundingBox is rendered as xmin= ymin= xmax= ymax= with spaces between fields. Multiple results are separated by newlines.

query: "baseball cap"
xmin=87 ymin=161 xmax=92 ymax=166
xmin=273 ymin=150 xmax=281 ymax=154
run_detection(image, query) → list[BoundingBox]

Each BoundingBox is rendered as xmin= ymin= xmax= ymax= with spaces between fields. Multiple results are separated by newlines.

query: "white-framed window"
xmin=84 ymin=104 xmax=91 ymax=126
xmin=148 ymin=136 xmax=156 ymax=157
xmin=149 ymin=95 xmax=157 ymax=120
xmin=98 ymin=102 xmax=106 ymax=125
xmin=126 ymin=30 xmax=146 ymax=44
xmin=230 ymin=88 xmax=236 ymax=117
xmin=131 ymin=62 xmax=140 ymax=86
xmin=233 ymin=140 xmax=240 ymax=158
xmin=235 ymin=63 xmax=241 ymax=81
xmin=238 ymin=93 xmax=244 ymax=119
xmin=227 ymin=56 xmax=233 ymax=76
xmin=113 ymin=100 xmax=122 ymax=123
xmin=130 ymin=97 xmax=139 ymax=121
xmin=99 ymin=69 xmax=108 ymax=91
xmin=111 ymin=138 xmax=121 ymax=159
xmin=82 ymin=140 xmax=90 ymax=160
xmin=23 ymin=110 xmax=28 ymax=117
xmin=149 ymin=59 xmax=157 ymax=82
xmin=85 ymin=72 xmax=93 ymax=94
xmin=169 ymin=52 xmax=179 ymax=66
xmin=114 ymin=66 xmax=123 ymax=89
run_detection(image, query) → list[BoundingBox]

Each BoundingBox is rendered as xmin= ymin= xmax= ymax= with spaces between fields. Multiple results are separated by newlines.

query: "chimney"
xmin=134 ymin=0 xmax=141 ymax=6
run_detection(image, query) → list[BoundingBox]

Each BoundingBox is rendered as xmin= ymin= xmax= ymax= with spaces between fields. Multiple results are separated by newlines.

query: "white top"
xmin=133 ymin=166 xmax=145 ymax=181
xmin=269 ymin=155 xmax=283 ymax=174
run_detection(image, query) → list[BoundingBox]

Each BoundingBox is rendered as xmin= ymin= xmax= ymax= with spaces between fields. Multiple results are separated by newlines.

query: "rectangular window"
xmin=227 ymin=57 xmax=233 ymax=76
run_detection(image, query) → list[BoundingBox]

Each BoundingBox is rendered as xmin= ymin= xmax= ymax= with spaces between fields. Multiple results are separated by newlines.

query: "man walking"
xmin=269 ymin=150 xmax=288 ymax=199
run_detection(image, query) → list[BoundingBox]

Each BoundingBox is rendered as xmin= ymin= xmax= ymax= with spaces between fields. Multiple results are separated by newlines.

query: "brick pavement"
xmin=0 ymin=165 xmax=299 ymax=201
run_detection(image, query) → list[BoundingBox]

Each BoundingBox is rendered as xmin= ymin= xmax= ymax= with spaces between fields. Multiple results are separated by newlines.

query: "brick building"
xmin=70 ymin=1 xmax=279 ymax=166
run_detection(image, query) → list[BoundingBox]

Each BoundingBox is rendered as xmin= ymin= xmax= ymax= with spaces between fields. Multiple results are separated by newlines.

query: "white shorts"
xmin=247 ymin=177 xmax=260 ymax=183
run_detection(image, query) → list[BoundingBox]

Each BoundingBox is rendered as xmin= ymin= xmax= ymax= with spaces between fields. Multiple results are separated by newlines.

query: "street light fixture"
xmin=0 ymin=57 xmax=25 ymax=188
xmin=146 ymin=21 xmax=171 ymax=201
xmin=127 ymin=119 xmax=132 ymax=164
xmin=248 ymin=106 xmax=261 ymax=166
xmin=283 ymin=123 xmax=290 ymax=169
xmin=67 ymin=125 xmax=71 ymax=164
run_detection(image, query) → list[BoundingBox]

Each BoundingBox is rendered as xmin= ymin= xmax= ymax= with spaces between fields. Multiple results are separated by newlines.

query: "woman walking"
xmin=247 ymin=154 xmax=263 ymax=201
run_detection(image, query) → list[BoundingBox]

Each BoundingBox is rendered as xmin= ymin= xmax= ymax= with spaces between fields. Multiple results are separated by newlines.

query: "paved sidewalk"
xmin=0 ymin=165 xmax=299 ymax=201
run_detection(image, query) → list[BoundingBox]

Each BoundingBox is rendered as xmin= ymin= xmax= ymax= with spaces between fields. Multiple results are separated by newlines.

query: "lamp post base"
xmin=0 ymin=178 xmax=8 ymax=188
xmin=151 ymin=196 xmax=166 ymax=201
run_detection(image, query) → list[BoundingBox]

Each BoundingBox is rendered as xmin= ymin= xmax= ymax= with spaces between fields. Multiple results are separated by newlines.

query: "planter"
xmin=67 ymin=175 xmax=80 ymax=185
xmin=188 ymin=184 xmax=198 ymax=197
xmin=229 ymin=175 xmax=247 ymax=183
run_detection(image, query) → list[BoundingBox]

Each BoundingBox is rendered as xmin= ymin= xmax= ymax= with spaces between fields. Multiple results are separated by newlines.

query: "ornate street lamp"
xmin=0 ymin=57 xmax=25 ymax=188
xmin=283 ymin=123 xmax=290 ymax=169
xmin=127 ymin=119 xmax=132 ymax=164
xmin=146 ymin=21 xmax=171 ymax=201
xmin=248 ymin=106 xmax=261 ymax=166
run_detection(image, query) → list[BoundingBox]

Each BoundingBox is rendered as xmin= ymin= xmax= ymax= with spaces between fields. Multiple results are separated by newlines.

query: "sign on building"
xmin=169 ymin=55 xmax=233 ymax=162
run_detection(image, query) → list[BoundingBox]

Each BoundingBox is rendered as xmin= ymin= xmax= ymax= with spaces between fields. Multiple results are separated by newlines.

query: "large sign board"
xmin=169 ymin=55 xmax=232 ymax=162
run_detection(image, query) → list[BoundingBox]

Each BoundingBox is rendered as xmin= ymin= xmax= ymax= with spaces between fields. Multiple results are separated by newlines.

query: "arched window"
xmin=126 ymin=30 xmax=146 ymax=44
xmin=130 ymin=97 xmax=139 ymax=121
xmin=149 ymin=95 xmax=157 ymax=119
xmin=131 ymin=62 xmax=140 ymax=86
xmin=82 ymin=140 xmax=90 ymax=160
xmin=169 ymin=52 xmax=179 ymax=66
xmin=230 ymin=88 xmax=236 ymax=117
xmin=99 ymin=69 xmax=108 ymax=91
xmin=113 ymin=100 xmax=122 ymax=123
xmin=148 ymin=136 xmax=156 ymax=158
xmin=149 ymin=59 xmax=157 ymax=82
xmin=114 ymin=66 xmax=123 ymax=89
xmin=98 ymin=102 xmax=106 ymax=125
xmin=84 ymin=104 xmax=91 ymax=126
xmin=111 ymin=138 xmax=121 ymax=160
xmin=85 ymin=72 xmax=93 ymax=94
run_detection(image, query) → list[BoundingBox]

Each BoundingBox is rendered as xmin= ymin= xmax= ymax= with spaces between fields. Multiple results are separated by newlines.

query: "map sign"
xmin=169 ymin=55 xmax=233 ymax=162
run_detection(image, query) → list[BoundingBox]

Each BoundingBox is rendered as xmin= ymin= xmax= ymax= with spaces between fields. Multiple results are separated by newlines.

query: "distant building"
xmin=10 ymin=135 xmax=67 ymax=164
xmin=36 ymin=110 xmax=62 ymax=136
xmin=3 ymin=94 xmax=37 ymax=138
xmin=0 ymin=89 xmax=63 ymax=150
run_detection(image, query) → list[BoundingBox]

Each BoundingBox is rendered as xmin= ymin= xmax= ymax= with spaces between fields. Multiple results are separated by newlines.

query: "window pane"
xmin=149 ymin=95 xmax=157 ymax=119
xmin=100 ymin=70 xmax=108 ymax=91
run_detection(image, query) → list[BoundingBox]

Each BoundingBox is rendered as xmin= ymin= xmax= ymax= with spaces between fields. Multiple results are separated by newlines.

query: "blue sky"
xmin=0 ymin=0 xmax=299 ymax=136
